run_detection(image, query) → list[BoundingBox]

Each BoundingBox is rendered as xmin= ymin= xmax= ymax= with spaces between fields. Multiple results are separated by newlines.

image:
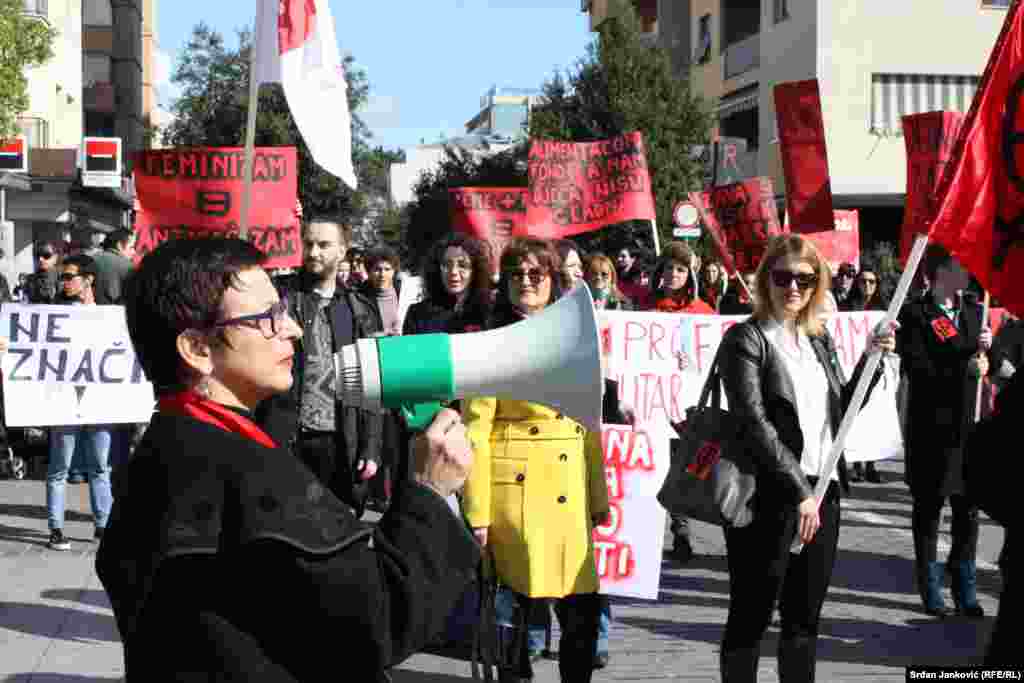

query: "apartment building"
xmin=3 ymin=0 xmax=151 ymax=279
xmin=465 ymin=86 xmax=542 ymax=141
xmin=586 ymin=0 xmax=1009 ymax=243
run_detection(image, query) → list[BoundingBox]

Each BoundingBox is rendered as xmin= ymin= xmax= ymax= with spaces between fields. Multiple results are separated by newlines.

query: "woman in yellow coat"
xmin=463 ymin=237 xmax=609 ymax=683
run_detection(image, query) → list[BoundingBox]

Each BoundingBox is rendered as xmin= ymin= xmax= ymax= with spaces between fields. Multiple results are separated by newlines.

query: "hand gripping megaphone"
xmin=335 ymin=283 xmax=603 ymax=431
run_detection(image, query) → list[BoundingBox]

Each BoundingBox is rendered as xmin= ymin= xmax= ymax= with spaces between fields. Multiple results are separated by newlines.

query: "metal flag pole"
xmin=238 ymin=2 xmax=264 ymax=241
xmin=973 ymin=291 xmax=992 ymax=422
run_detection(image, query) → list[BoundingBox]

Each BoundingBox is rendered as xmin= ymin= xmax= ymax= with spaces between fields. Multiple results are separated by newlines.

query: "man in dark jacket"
xmin=898 ymin=244 xmax=991 ymax=618
xmin=257 ymin=219 xmax=383 ymax=516
xmin=91 ymin=228 xmax=136 ymax=305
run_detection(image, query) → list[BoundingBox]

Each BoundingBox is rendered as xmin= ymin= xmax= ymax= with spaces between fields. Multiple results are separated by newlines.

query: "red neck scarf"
xmin=158 ymin=391 xmax=277 ymax=449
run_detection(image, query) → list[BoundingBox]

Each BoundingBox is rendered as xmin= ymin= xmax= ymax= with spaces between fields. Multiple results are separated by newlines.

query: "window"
xmin=982 ymin=0 xmax=1011 ymax=7
xmin=870 ymin=73 xmax=981 ymax=136
xmin=774 ymin=0 xmax=790 ymax=23
xmin=83 ymin=0 xmax=112 ymax=25
xmin=696 ymin=14 xmax=712 ymax=64
xmin=84 ymin=54 xmax=111 ymax=86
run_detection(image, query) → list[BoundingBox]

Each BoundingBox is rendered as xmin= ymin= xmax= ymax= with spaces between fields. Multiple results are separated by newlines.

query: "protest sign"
xmin=690 ymin=177 xmax=787 ymax=274
xmin=785 ymin=209 xmax=860 ymax=272
xmin=132 ymin=147 xmax=301 ymax=269
xmin=527 ymin=132 xmax=656 ymax=237
xmin=599 ymin=310 xmax=896 ymax=463
xmin=448 ymin=188 xmax=529 ymax=274
xmin=774 ymin=79 xmax=835 ymax=233
xmin=901 ymin=112 xmax=964 ymax=262
xmin=0 ymin=305 xmax=155 ymax=426
xmin=594 ymin=425 xmax=668 ymax=600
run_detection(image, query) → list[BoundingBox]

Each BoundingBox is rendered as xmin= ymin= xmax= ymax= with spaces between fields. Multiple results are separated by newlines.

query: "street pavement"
xmin=0 ymin=456 xmax=1006 ymax=682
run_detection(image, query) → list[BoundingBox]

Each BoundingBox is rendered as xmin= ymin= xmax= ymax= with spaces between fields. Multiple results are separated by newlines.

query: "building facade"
xmin=587 ymin=0 xmax=1010 ymax=244
xmin=464 ymin=86 xmax=542 ymax=141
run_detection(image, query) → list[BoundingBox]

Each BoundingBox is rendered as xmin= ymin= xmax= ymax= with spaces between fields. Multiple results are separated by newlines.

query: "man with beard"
xmin=257 ymin=219 xmax=383 ymax=516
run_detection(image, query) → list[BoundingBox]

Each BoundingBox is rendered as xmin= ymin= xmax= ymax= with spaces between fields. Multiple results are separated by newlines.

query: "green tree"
xmin=0 ymin=0 xmax=58 ymax=141
xmin=163 ymin=24 xmax=397 ymax=225
xmin=529 ymin=0 xmax=712 ymax=254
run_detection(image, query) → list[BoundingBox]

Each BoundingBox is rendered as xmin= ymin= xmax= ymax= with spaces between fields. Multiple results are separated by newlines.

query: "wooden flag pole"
xmin=791 ymin=232 xmax=931 ymax=554
xmin=650 ymin=218 xmax=662 ymax=256
xmin=973 ymin=291 xmax=992 ymax=423
xmin=238 ymin=6 xmax=264 ymax=241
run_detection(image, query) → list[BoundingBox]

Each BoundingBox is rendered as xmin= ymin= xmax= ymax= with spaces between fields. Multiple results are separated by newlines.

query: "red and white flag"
xmin=253 ymin=0 xmax=357 ymax=189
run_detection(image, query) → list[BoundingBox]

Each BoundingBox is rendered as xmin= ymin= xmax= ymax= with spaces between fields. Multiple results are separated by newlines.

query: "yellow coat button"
xmin=530 ymin=426 xmax=540 ymax=435
xmin=559 ymin=454 xmax=568 ymax=462
xmin=516 ymin=473 xmax=525 ymax=483
xmin=558 ymin=496 xmax=567 ymax=504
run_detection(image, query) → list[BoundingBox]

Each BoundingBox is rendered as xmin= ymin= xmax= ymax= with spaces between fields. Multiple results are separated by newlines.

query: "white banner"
xmin=594 ymin=425 xmax=669 ymax=600
xmin=1 ymin=304 xmax=155 ymax=426
xmin=599 ymin=310 xmax=902 ymax=460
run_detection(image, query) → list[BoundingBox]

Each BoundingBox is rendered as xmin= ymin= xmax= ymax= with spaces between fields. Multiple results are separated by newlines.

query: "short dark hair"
xmin=653 ymin=241 xmax=697 ymax=300
xmin=303 ymin=218 xmax=352 ymax=247
xmin=62 ymin=254 xmax=98 ymax=282
xmin=124 ymin=237 xmax=266 ymax=394
xmin=422 ymin=233 xmax=492 ymax=311
xmin=364 ymin=245 xmax=401 ymax=271
xmin=553 ymin=238 xmax=585 ymax=264
xmin=347 ymin=247 xmax=365 ymax=263
xmin=495 ymin=237 xmax=564 ymax=308
xmin=103 ymin=229 xmax=135 ymax=251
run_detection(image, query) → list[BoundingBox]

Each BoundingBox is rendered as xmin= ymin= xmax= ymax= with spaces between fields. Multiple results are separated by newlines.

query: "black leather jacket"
xmin=718 ymin=319 xmax=881 ymax=507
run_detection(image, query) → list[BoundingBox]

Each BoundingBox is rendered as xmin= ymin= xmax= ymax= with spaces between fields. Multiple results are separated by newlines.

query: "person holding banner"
xmin=96 ymin=237 xmax=479 ymax=682
xmin=897 ymin=244 xmax=991 ymax=618
xmin=463 ymin=237 xmax=607 ymax=683
xmin=716 ymin=235 xmax=894 ymax=682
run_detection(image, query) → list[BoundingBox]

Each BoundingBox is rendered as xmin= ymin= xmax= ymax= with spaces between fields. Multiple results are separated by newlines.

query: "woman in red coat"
xmin=649 ymin=240 xmax=714 ymax=315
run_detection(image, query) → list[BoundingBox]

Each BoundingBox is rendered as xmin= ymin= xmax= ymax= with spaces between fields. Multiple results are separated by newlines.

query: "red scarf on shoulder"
xmin=158 ymin=391 xmax=277 ymax=449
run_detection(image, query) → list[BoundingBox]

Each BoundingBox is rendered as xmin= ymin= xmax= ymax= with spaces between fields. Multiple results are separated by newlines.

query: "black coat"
xmin=897 ymin=294 xmax=984 ymax=497
xmin=256 ymin=272 xmax=384 ymax=510
xmin=96 ymin=413 xmax=479 ymax=682
xmin=402 ymin=298 xmax=488 ymax=336
xmin=718 ymin=320 xmax=880 ymax=508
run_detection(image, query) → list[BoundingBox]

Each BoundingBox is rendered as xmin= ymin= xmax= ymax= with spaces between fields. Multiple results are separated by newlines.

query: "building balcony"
xmin=724 ymin=34 xmax=760 ymax=80
xmin=29 ymin=149 xmax=77 ymax=178
xmin=22 ymin=0 xmax=48 ymax=20
xmin=84 ymin=82 xmax=116 ymax=113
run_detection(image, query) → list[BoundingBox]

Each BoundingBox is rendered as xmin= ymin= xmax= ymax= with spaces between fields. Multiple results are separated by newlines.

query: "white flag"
xmin=253 ymin=0 xmax=357 ymax=189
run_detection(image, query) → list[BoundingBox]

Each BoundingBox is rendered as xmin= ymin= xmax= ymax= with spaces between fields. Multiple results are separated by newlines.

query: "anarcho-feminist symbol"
xmin=996 ymin=74 xmax=1024 ymax=270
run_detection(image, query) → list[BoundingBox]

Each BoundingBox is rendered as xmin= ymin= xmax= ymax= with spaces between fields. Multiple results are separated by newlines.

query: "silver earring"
xmin=196 ymin=375 xmax=212 ymax=399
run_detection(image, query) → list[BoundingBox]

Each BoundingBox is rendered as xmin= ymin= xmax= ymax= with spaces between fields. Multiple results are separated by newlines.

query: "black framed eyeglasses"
xmin=58 ymin=272 xmax=82 ymax=282
xmin=212 ymin=298 xmax=291 ymax=339
xmin=36 ymin=251 xmax=56 ymax=260
xmin=770 ymin=270 xmax=819 ymax=291
xmin=506 ymin=268 xmax=549 ymax=285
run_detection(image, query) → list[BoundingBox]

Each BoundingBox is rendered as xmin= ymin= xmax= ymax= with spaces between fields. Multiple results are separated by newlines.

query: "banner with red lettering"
xmin=526 ymin=132 xmax=656 ymax=237
xmin=448 ymin=187 xmax=529 ymax=274
xmin=593 ymin=425 xmax=669 ymax=600
xmin=785 ymin=209 xmax=860 ymax=272
xmin=689 ymin=177 xmax=786 ymax=275
xmin=132 ymin=147 xmax=301 ymax=268
xmin=774 ymin=79 xmax=835 ymax=233
xmin=900 ymin=112 xmax=964 ymax=262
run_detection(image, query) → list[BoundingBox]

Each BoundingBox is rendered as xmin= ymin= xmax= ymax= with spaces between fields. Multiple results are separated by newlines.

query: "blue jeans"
xmin=47 ymin=425 xmax=113 ymax=530
xmin=511 ymin=591 xmax=611 ymax=656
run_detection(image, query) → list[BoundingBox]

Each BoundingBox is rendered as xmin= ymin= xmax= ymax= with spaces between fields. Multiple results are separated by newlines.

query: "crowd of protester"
xmin=0 ymin=223 xmax=1017 ymax=681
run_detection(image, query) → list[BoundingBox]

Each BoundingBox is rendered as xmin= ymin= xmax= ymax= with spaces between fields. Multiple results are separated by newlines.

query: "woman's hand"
xmin=674 ymin=350 xmax=690 ymax=372
xmin=473 ymin=527 xmax=488 ymax=548
xmin=979 ymin=327 xmax=993 ymax=351
xmin=969 ymin=352 xmax=990 ymax=379
xmin=867 ymin=320 xmax=899 ymax=354
xmin=411 ymin=408 xmax=473 ymax=499
xmin=797 ymin=497 xmax=821 ymax=545
xmin=0 ymin=337 xmax=8 ymax=355
xmin=357 ymin=460 xmax=379 ymax=481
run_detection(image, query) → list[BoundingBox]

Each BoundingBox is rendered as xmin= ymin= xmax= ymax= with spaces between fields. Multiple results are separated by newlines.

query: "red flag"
xmin=900 ymin=112 xmax=964 ymax=263
xmin=929 ymin=0 xmax=1024 ymax=315
xmin=449 ymin=188 xmax=529 ymax=274
xmin=526 ymin=132 xmax=656 ymax=237
xmin=689 ymin=177 xmax=787 ymax=275
xmin=784 ymin=209 xmax=860 ymax=272
xmin=774 ymin=79 xmax=835 ymax=233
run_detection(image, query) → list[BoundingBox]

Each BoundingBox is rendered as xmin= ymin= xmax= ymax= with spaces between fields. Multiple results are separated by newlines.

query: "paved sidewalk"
xmin=0 ymin=457 xmax=1005 ymax=682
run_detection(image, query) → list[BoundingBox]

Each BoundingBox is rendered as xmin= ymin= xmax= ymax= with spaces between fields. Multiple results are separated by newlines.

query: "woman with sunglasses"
xmin=462 ymin=237 xmax=608 ymax=683
xmin=716 ymin=235 xmax=895 ymax=682
xmin=96 ymin=237 xmax=479 ymax=682
xmin=845 ymin=265 xmax=889 ymax=483
xmin=583 ymin=253 xmax=633 ymax=311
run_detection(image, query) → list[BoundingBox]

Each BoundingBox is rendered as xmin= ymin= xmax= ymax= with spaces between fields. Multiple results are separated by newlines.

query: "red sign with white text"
xmin=132 ymin=147 xmax=301 ymax=268
xmin=449 ymin=187 xmax=529 ymax=273
xmin=775 ymin=79 xmax=835 ymax=233
xmin=690 ymin=177 xmax=787 ymax=275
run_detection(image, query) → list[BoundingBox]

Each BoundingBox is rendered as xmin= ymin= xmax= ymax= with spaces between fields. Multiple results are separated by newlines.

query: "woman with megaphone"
xmin=463 ymin=237 xmax=609 ymax=683
xmin=95 ymin=237 xmax=480 ymax=682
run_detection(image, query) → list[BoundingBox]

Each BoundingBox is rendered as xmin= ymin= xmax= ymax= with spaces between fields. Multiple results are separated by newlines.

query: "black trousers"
xmin=722 ymin=482 xmax=841 ymax=680
xmin=911 ymin=493 xmax=979 ymax=567
xmin=504 ymin=591 xmax=600 ymax=683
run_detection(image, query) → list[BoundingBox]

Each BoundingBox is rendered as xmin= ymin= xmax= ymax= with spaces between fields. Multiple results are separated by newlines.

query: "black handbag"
xmin=657 ymin=346 xmax=758 ymax=528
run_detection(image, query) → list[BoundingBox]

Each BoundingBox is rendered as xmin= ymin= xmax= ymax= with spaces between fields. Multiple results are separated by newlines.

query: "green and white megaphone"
xmin=334 ymin=283 xmax=603 ymax=431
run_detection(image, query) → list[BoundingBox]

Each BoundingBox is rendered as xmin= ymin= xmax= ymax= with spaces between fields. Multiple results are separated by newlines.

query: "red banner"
xmin=526 ymin=132 xmax=656 ymax=237
xmin=448 ymin=187 xmax=529 ymax=273
xmin=774 ymin=79 xmax=835 ymax=233
xmin=132 ymin=147 xmax=301 ymax=268
xmin=690 ymin=177 xmax=787 ymax=275
xmin=900 ymin=112 xmax=964 ymax=262
xmin=929 ymin=3 xmax=1024 ymax=317
xmin=785 ymin=209 xmax=860 ymax=272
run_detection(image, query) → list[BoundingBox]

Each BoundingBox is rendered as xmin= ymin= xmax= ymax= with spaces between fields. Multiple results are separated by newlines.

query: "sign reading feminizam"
xmin=132 ymin=147 xmax=301 ymax=268
xmin=690 ymin=177 xmax=786 ymax=274
xmin=594 ymin=425 xmax=668 ymax=600
xmin=901 ymin=112 xmax=964 ymax=262
xmin=527 ymin=132 xmax=656 ymax=236
xmin=449 ymin=187 xmax=529 ymax=273
xmin=0 ymin=305 xmax=155 ymax=426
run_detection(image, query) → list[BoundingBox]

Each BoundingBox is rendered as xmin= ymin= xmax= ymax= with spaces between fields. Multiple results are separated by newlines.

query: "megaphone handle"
xmin=401 ymin=402 xmax=445 ymax=432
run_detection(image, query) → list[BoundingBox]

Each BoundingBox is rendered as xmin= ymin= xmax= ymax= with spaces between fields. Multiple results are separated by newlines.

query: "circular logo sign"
xmin=673 ymin=201 xmax=700 ymax=228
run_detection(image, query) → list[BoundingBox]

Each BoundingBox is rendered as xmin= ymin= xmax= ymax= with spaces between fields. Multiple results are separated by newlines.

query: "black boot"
xmin=949 ymin=560 xmax=985 ymax=618
xmin=557 ymin=594 xmax=599 ymax=683
xmin=497 ymin=624 xmax=532 ymax=682
xmin=720 ymin=648 xmax=759 ymax=683
xmin=778 ymin=637 xmax=816 ymax=683
xmin=922 ymin=561 xmax=953 ymax=617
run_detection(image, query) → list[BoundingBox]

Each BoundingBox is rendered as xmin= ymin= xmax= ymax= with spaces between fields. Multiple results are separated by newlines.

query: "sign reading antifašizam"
xmin=448 ymin=187 xmax=529 ymax=275
xmin=526 ymin=132 xmax=656 ymax=237
xmin=132 ymin=147 xmax=302 ymax=268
